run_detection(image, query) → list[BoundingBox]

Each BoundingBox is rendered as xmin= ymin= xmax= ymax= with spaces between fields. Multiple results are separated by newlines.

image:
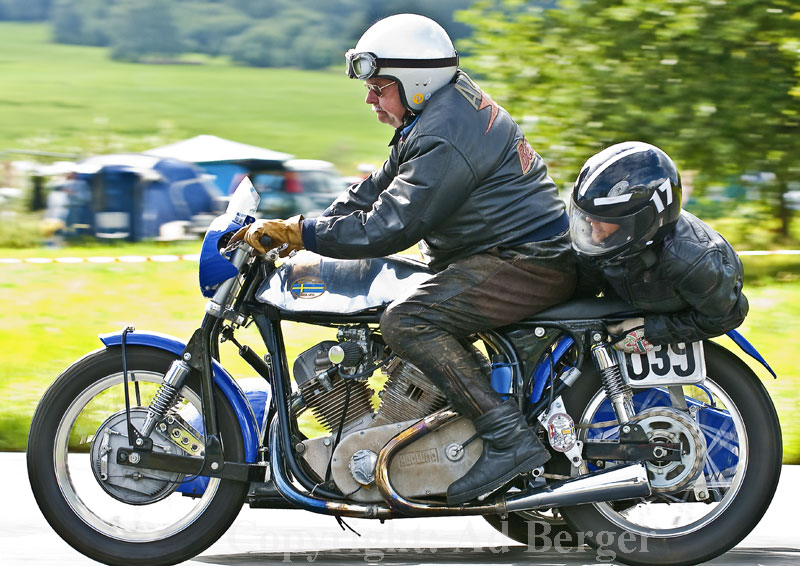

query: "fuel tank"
xmin=255 ymin=251 xmax=433 ymax=315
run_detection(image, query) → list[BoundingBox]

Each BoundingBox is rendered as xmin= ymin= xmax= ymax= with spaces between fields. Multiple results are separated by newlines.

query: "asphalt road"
xmin=3 ymin=452 xmax=798 ymax=565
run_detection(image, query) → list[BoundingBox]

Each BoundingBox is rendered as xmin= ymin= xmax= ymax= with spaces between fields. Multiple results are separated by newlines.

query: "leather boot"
xmin=447 ymin=400 xmax=550 ymax=504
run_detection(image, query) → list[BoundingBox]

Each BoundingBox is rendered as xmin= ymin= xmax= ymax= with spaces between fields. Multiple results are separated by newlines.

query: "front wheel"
xmin=27 ymin=346 xmax=248 ymax=566
xmin=559 ymin=341 xmax=782 ymax=566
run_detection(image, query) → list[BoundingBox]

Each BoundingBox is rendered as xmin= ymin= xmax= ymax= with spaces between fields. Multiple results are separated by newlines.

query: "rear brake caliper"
xmin=539 ymin=396 xmax=583 ymax=469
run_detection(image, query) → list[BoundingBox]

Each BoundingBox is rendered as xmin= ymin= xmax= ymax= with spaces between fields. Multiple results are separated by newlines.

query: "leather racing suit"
xmin=300 ymin=71 xmax=576 ymax=419
xmin=579 ymin=211 xmax=748 ymax=345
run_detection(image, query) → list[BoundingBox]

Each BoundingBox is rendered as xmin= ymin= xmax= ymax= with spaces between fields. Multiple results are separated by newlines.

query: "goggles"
xmin=344 ymin=49 xmax=459 ymax=80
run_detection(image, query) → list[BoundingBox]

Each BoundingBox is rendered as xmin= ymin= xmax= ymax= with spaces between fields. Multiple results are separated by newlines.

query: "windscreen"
xmin=226 ymin=177 xmax=260 ymax=217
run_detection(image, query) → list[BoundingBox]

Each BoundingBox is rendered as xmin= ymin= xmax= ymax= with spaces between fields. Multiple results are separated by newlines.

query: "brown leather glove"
xmin=607 ymin=317 xmax=653 ymax=355
xmin=231 ymin=215 xmax=304 ymax=256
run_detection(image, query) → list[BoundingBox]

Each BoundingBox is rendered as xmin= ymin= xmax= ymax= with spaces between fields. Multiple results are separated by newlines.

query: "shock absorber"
xmin=590 ymin=332 xmax=635 ymax=424
xmin=140 ymin=360 xmax=192 ymax=438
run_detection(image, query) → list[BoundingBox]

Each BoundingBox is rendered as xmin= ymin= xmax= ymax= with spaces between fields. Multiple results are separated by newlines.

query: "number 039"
xmin=618 ymin=342 xmax=706 ymax=387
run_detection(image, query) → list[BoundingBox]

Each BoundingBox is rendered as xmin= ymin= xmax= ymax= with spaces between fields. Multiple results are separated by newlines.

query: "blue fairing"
xmin=98 ymin=330 xmax=266 ymax=464
xmin=199 ymin=215 xmax=245 ymax=298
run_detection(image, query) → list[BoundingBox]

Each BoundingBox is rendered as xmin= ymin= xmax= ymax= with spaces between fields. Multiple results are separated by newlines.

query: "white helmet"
xmin=345 ymin=14 xmax=459 ymax=113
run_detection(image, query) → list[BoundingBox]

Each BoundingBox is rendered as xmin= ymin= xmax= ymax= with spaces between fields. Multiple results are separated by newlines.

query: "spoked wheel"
xmin=27 ymin=346 xmax=248 ymax=566
xmin=559 ymin=342 xmax=782 ymax=566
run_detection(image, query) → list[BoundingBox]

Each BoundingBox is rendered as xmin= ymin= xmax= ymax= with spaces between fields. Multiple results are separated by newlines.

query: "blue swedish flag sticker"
xmin=290 ymin=277 xmax=326 ymax=299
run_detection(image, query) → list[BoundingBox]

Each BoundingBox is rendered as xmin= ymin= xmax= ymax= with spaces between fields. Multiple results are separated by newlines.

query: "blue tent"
xmin=54 ymin=154 xmax=222 ymax=241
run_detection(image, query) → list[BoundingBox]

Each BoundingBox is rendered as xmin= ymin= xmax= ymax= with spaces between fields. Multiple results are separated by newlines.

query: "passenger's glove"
xmin=231 ymin=215 xmax=304 ymax=256
xmin=607 ymin=317 xmax=653 ymax=355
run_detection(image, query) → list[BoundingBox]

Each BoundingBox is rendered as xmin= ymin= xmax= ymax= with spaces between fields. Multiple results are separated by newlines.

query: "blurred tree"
xmin=223 ymin=0 xmax=292 ymax=19
xmin=43 ymin=0 xmax=480 ymax=72
xmin=51 ymin=0 xmax=83 ymax=43
xmin=0 ymin=0 xmax=52 ymax=21
xmin=459 ymin=0 xmax=800 ymax=240
xmin=51 ymin=0 xmax=119 ymax=47
xmin=109 ymin=0 xmax=182 ymax=61
xmin=224 ymin=20 xmax=295 ymax=67
xmin=173 ymin=2 xmax=250 ymax=57
xmin=359 ymin=0 xmax=477 ymax=47
xmin=223 ymin=3 xmax=359 ymax=69
xmin=76 ymin=0 xmax=114 ymax=46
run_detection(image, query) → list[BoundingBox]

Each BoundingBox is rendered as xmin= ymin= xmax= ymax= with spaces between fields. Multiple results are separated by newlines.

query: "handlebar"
xmin=221 ymin=232 xmax=285 ymax=263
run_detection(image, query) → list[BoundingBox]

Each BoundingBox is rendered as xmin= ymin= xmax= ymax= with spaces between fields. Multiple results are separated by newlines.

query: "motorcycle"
xmin=27 ymin=178 xmax=782 ymax=566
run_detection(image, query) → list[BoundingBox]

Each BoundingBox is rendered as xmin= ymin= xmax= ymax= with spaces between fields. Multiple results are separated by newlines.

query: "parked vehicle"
xmin=27 ymin=179 xmax=782 ymax=566
xmin=245 ymin=158 xmax=347 ymax=218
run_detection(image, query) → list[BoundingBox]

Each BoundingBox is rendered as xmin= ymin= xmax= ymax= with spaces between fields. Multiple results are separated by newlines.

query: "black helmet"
xmin=569 ymin=141 xmax=682 ymax=265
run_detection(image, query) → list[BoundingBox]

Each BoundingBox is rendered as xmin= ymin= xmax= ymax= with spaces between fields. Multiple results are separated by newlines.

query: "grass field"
xmin=0 ymin=243 xmax=797 ymax=463
xmin=0 ymin=22 xmax=388 ymax=172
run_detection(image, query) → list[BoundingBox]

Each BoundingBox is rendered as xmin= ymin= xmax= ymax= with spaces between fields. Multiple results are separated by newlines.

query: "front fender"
xmin=99 ymin=329 xmax=262 ymax=463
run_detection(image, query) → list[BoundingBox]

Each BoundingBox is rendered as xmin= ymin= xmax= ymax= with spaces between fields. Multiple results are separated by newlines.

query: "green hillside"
xmin=0 ymin=22 xmax=389 ymax=172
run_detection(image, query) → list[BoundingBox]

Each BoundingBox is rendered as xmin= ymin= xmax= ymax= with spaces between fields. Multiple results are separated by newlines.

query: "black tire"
xmin=483 ymin=509 xmax=578 ymax=548
xmin=558 ymin=341 xmax=782 ymax=566
xmin=27 ymin=346 xmax=248 ymax=566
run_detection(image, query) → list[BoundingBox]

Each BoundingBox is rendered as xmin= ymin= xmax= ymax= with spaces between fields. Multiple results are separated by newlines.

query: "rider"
xmin=235 ymin=14 xmax=577 ymax=504
xmin=569 ymin=141 xmax=748 ymax=353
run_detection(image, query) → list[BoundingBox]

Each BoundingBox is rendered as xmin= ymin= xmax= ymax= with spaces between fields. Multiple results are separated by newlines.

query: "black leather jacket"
xmin=302 ymin=72 xmax=567 ymax=271
xmin=578 ymin=211 xmax=748 ymax=344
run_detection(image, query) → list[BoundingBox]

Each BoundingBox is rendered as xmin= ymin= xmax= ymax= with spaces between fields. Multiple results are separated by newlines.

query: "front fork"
xmin=124 ymin=318 xmax=223 ymax=467
xmin=134 ymin=246 xmax=255 ymax=461
xmin=589 ymin=331 xmax=636 ymax=425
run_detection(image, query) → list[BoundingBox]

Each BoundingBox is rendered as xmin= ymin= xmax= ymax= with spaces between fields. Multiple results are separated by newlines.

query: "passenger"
xmin=569 ymin=141 xmax=748 ymax=353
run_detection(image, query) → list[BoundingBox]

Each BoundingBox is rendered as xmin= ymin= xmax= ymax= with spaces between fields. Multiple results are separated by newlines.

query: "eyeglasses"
xmin=365 ymin=81 xmax=396 ymax=98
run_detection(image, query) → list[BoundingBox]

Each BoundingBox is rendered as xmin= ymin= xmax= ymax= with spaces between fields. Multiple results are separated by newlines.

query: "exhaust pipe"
xmin=504 ymin=462 xmax=651 ymax=512
xmin=375 ymin=410 xmax=651 ymax=516
xmin=269 ymin=408 xmax=650 ymax=519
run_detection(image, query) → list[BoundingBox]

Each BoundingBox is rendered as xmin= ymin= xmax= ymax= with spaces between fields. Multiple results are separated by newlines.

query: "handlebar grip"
xmin=259 ymin=235 xmax=273 ymax=249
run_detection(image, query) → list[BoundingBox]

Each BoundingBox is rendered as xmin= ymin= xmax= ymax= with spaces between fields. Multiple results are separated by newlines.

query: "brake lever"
xmin=264 ymin=243 xmax=289 ymax=262
xmin=221 ymin=239 xmax=248 ymax=256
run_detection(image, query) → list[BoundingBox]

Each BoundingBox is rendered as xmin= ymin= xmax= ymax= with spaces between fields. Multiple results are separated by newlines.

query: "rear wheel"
xmin=27 ymin=346 xmax=248 ymax=566
xmin=559 ymin=342 xmax=782 ymax=566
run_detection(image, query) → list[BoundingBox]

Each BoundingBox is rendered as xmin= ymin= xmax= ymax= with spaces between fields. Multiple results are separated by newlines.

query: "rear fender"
xmin=528 ymin=329 xmax=776 ymax=405
xmin=98 ymin=330 xmax=265 ymax=463
xmin=726 ymin=329 xmax=777 ymax=379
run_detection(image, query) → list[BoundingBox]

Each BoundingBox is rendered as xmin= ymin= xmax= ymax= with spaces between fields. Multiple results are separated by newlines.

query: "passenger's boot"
xmin=447 ymin=399 xmax=550 ymax=504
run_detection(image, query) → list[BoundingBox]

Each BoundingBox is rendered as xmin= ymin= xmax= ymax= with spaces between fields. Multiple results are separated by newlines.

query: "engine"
xmin=292 ymin=325 xmax=481 ymax=502
xmin=372 ymin=356 xmax=448 ymax=427
xmin=293 ymin=338 xmax=375 ymax=434
xmin=292 ymin=326 xmax=448 ymax=434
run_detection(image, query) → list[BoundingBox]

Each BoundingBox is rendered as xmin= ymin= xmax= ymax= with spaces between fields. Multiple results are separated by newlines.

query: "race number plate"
xmin=616 ymin=342 xmax=706 ymax=387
